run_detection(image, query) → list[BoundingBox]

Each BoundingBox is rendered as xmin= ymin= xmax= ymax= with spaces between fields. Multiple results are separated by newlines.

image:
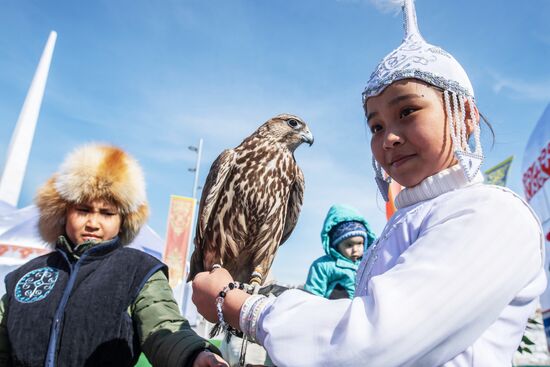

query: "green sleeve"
xmin=132 ymin=270 xmax=221 ymax=366
xmin=0 ymin=294 xmax=11 ymax=365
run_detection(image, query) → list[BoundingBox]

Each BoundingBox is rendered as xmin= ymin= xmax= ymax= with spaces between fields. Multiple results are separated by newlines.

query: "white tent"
xmin=0 ymin=200 xmax=165 ymax=294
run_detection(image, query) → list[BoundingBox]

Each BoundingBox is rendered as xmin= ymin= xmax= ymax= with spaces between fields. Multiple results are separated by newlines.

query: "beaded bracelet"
xmin=248 ymin=296 xmax=269 ymax=343
xmin=215 ymin=281 xmax=245 ymax=331
xmin=239 ymin=295 xmax=265 ymax=335
xmin=239 ymin=294 xmax=270 ymax=343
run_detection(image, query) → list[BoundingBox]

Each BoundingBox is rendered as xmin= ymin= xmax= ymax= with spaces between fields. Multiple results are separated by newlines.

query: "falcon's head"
xmin=259 ymin=114 xmax=314 ymax=152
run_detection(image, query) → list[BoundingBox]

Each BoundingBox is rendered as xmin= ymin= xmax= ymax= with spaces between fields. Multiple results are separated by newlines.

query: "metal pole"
xmin=182 ymin=138 xmax=203 ymax=326
xmin=192 ymin=138 xmax=203 ymax=199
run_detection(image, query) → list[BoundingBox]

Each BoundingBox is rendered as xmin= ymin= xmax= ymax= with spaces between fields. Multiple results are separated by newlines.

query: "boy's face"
xmin=337 ymin=236 xmax=364 ymax=262
xmin=65 ymin=199 xmax=121 ymax=246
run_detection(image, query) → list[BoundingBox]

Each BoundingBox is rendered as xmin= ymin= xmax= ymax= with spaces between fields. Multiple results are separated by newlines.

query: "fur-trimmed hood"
xmin=321 ymin=204 xmax=376 ymax=260
xmin=35 ymin=144 xmax=149 ymax=246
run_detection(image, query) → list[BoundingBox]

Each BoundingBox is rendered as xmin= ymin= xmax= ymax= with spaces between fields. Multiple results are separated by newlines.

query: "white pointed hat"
xmin=364 ymin=0 xmax=484 ymax=184
xmin=363 ymin=0 xmax=474 ymax=102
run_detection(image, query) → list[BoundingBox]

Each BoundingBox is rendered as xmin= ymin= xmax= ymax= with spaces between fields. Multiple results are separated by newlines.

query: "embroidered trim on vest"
xmin=15 ymin=267 xmax=59 ymax=303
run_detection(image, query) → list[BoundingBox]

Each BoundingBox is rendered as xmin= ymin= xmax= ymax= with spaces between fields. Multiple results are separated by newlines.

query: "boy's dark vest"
xmin=4 ymin=239 xmax=167 ymax=367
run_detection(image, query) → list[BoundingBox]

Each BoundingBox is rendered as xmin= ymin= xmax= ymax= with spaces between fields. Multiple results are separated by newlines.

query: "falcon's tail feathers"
xmin=209 ymin=322 xmax=223 ymax=339
xmin=187 ymin=248 xmax=203 ymax=282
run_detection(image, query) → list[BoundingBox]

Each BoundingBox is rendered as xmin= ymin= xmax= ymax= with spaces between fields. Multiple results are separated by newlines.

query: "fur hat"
xmin=35 ymin=143 xmax=149 ymax=246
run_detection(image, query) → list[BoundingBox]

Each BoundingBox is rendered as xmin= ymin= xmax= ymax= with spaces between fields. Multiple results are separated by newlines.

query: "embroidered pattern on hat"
xmin=15 ymin=267 xmax=59 ymax=303
xmin=362 ymin=0 xmax=474 ymax=101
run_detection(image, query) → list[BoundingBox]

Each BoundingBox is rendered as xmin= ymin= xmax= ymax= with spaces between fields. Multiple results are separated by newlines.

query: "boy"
xmin=0 ymin=144 xmax=227 ymax=367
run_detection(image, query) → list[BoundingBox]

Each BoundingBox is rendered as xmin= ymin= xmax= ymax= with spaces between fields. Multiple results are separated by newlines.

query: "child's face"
xmin=65 ymin=199 xmax=121 ymax=245
xmin=337 ymin=236 xmax=364 ymax=262
xmin=366 ymin=79 xmax=458 ymax=188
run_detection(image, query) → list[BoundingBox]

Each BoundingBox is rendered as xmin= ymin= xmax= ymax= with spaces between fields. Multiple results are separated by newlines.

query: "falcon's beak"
xmin=301 ymin=130 xmax=314 ymax=146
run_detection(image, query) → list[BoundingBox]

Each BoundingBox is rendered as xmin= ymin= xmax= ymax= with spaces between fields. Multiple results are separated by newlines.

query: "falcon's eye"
xmin=287 ymin=119 xmax=299 ymax=128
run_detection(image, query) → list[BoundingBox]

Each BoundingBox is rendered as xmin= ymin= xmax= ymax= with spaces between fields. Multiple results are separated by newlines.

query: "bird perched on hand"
xmin=187 ymin=114 xmax=313 ymax=287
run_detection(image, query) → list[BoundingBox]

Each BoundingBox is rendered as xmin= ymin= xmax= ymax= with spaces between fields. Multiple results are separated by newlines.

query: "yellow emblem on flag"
xmin=484 ymin=156 xmax=514 ymax=187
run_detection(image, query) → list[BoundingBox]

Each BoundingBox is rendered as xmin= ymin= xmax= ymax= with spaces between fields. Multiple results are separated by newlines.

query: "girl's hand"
xmin=192 ymin=350 xmax=229 ymax=367
xmin=192 ymin=268 xmax=234 ymax=322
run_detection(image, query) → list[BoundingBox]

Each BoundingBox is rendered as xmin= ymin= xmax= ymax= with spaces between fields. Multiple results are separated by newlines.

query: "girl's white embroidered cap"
xmin=362 ymin=0 xmax=474 ymax=102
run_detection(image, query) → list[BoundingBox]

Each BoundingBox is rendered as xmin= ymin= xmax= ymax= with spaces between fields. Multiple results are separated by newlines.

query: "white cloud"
xmin=489 ymin=70 xmax=550 ymax=102
xmin=368 ymin=0 xmax=404 ymax=13
xmin=335 ymin=0 xmax=403 ymax=14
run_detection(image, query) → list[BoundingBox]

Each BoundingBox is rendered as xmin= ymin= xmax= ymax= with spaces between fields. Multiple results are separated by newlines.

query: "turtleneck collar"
xmin=56 ymin=235 xmax=120 ymax=261
xmin=394 ymin=165 xmax=484 ymax=209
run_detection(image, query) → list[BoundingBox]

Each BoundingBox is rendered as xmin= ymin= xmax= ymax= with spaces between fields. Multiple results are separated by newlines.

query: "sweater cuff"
xmin=143 ymin=329 xmax=222 ymax=366
xmin=188 ymin=342 xmax=223 ymax=365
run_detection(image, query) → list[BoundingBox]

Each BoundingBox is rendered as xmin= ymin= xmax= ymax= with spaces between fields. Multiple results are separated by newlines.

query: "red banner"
xmin=0 ymin=243 xmax=48 ymax=260
xmin=162 ymin=196 xmax=196 ymax=289
xmin=523 ymin=140 xmax=550 ymax=201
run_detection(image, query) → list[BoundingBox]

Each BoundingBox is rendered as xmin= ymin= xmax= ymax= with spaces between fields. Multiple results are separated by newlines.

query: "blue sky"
xmin=0 ymin=0 xmax=549 ymax=284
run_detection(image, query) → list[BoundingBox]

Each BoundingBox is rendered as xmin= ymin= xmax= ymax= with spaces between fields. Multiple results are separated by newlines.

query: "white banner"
xmin=522 ymin=103 xmax=550 ymax=349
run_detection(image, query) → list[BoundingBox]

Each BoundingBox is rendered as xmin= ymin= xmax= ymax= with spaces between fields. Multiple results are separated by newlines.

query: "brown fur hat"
xmin=35 ymin=144 xmax=149 ymax=246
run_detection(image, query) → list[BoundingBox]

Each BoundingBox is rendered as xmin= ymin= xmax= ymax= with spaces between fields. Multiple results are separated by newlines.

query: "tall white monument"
xmin=0 ymin=31 xmax=57 ymax=207
xmin=0 ymin=31 xmax=165 ymax=290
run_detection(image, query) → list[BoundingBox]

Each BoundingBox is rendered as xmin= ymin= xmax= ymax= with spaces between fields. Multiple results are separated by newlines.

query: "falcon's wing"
xmin=196 ymin=149 xmax=236 ymax=244
xmin=188 ymin=149 xmax=236 ymax=281
xmin=279 ymin=166 xmax=304 ymax=246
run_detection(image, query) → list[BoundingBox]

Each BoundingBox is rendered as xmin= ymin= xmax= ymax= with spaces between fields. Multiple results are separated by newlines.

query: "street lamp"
xmin=181 ymin=138 xmax=203 ymax=322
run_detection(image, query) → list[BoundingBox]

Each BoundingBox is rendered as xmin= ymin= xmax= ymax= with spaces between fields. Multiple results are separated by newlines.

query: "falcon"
xmin=187 ymin=114 xmax=313 ymax=287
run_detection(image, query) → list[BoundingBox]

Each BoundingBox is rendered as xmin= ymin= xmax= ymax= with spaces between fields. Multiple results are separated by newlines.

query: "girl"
xmin=191 ymin=1 xmax=546 ymax=366
xmin=0 ymin=144 xmax=228 ymax=367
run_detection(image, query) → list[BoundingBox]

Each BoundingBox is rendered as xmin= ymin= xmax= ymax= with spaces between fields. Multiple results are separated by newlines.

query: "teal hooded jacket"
xmin=304 ymin=204 xmax=376 ymax=299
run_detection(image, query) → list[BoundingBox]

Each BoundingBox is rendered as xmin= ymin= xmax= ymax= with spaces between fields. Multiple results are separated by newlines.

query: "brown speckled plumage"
xmin=187 ymin=114 xmax=313 ymax=284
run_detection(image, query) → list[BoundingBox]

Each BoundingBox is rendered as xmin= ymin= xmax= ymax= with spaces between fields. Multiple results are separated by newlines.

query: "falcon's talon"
xmin=211 ymin=264 xmax=222 ymax=271
xmin=250 ymin=271 xmax=263 ymax=280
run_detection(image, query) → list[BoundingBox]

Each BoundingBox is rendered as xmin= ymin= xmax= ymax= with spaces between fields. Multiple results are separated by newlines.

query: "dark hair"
xmin=479 ymin=112 xmax=495 ymax=149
